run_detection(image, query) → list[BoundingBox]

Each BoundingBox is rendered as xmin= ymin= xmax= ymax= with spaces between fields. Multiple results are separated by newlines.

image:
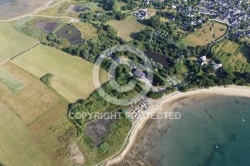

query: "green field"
xmin=0 ymin=67 xmax=24 ymax=92
xmin=0 ymin=22 xmax=38 ymax=62
xmin=12 ymin=44 xmax=109 ymax=103
xmin=180 ymin=22 xmax=227 ymax=47
xmin=107 ymin=15 xmax=146 ymax=41
xmin=212 ymin=40 xmax=250 ymax=73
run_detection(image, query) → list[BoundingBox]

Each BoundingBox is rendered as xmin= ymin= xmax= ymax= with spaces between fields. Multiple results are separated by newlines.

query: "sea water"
xmin=145 ymin=95 xmax=250 ymax=166
xmin=117 ymin=95 xmax=250 ymax=166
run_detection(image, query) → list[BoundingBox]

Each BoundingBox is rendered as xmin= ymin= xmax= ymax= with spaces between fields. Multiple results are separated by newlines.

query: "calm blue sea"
xmin=144 ymin=95 xmax=250 ymax=166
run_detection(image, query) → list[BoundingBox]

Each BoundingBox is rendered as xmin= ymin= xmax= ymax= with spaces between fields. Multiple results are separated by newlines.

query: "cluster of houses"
xmin=159 ymin=3 xmax=202 ymax=30
xmin=199 ymin=55 xmax=223 ymax=70
xmin=105 ymin=52 xmax=152 ymax=86
xmin=170 ymin=0 xmax=249 ymax=31
xmin=134 ymin=9 xmax=148 ymax=19
xmin=198 ymin=0 xmax=250 ymax=28
xmin=230 ymin=30 xmax=250 ymax=39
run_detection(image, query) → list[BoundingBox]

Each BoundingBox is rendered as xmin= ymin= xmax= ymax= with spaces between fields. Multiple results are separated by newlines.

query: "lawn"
xmin=12 ymin=44 xmax=109 ymax=103
xmin=212 ymin=40 xmax=250 ymax=73
xmin=180 ymin=21 xmax=227 ymax=47
xmin=107 ymin=15 xmax=146 ymax=41
xmin=0 ymin=22 xmax=38 ymax=62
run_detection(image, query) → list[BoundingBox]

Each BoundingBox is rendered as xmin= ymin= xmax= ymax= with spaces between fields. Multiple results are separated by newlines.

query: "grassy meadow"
xmin=107 ymin=15 xmax=146 ymax=41
xmin=0 ymin=22 xmax=38 ymax=62
xmin=180 ymin=22 xmax=227 ymax=47
xmin=212 ymin=40 xmax=250 ymax=73
xmin=12 ymin=44 xmax=109 ymax=103
xmin=73 ymin=22 xmax=98 ymax=40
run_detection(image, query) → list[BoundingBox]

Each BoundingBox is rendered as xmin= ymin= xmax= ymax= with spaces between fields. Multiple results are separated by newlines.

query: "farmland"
xmin=0 ymin=100 xmax=50 ymax=166
xmin=0 ymin=62 xmax=62 ymax=125
xmin=12 ymin=44 xmax=109 ymax=103
xmin=0 ymin=62 xmax=76 ymax=166
xmin=107 ymin=15 xmax=146 ymax=41
xmin=0 ymin=67 xmax=24 ymax=92
xmin=180 ymin=21 xmax=227 ymax=47
xmin=212 ymin=40 xmax=250 ymax=73
xmin=0 ymin=22 xmax=38 ymax=62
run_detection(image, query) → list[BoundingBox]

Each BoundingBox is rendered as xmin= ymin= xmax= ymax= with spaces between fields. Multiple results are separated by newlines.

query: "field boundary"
xmin=0 ymin=42 xmax=40 ymax=66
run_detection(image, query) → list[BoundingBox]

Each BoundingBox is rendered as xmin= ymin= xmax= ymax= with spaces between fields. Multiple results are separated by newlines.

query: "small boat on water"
xmin=215 ymin=145 xmax=219 ymax=149
xmin=242 ymin=119 xmax=245 ymax=122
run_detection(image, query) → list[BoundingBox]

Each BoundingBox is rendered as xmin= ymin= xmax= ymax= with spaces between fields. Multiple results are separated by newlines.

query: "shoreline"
xmin=0 ymin=0 xmax=68 ymax=22
xmin=99 ymin=86 xmax=250 ymax=166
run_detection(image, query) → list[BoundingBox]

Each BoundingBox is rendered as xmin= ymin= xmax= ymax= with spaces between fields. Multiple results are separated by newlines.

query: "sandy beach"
xmin=98 ymin=86 xmax=250 ymax=166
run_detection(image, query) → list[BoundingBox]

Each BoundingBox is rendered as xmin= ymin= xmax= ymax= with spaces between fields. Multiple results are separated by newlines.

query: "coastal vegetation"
xmin=68 ymin=72 xmax=144 ymax=164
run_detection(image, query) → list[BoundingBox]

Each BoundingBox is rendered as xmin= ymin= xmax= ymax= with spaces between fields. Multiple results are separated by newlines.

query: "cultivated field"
xmin=108 ymin=15 xmax=146 ymax=41
xmin=0 ymin=22 xmax=38 ymax=62
xmin=0 ymin=62 xmax=62 ymax=125
xmin=12 ymin=44 xmax=109 ymax=103
xmin=0 ymin=100 xmax=50 ymax=166
xmin=0 ymin=67 xmax=24 ymax=92
xmin=0 ymin=62 xmax=75 ymax=166
xmin=180 ymin=22 xmax=227 ymax=47
xmin=212 ymin=40 xmax=250 ymax=73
